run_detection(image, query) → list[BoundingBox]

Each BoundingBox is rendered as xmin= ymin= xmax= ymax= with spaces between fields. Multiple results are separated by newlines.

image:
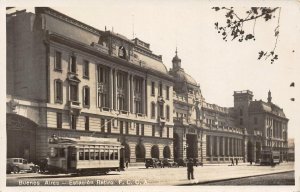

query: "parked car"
xmin=193 ymin=158 xmax=203 ymax=167
xmin=162 ymin=158 xmax=178 ymax=168
xmin=7 ymin=158 xmax=39 ymax=174
xmin=176 ymin=158 xmax=188 ymax=167
xmin=145 ymin=158 xmax=161 ymax=168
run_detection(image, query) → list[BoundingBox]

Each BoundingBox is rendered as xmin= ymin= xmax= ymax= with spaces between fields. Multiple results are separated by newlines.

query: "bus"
xmin=260 ymin=150 xmax=280 ymax=165
xmin=47 ymin=135 xmax=123 ymax=174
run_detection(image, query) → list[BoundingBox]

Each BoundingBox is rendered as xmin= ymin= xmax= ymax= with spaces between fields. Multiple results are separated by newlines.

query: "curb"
xmin=178 ymin=170 xmax=294 ymax=185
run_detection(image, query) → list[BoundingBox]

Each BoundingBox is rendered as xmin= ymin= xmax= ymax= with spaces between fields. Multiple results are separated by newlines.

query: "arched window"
xmin=151 ymin=145 xmax=160 ymax=159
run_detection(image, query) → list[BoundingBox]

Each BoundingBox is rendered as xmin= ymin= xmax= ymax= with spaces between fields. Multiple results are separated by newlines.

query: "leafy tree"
xmin=212 ymin=7 xmax=281 ymax=64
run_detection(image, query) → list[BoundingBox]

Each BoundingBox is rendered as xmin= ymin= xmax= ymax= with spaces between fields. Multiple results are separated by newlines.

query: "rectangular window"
xmin=71 ymin=115 xmax=77 ymax=130
xmin=105 ymin=149 xmax=109 ymax=160
xmin=151 ymin=102 xmax=155 ymax=118
xmin=70 ymin=84 xmax=78 ymax=101
xmin=83 ymin=60 xmax=89 ymax=78
xmin=141 ymin=124 xmax=144 ymax=136
xmin=152 ymin=125 xmax=155 ymax=137
xmin=159 ymin=83 xmax=163 ymax=97
xmin=55 ymin=51 xmax=62 ymax=70
xmin=70 ymin=56 xmax=76 ymax=73
xmin=57 ymin=112 xmax=62 ymax=129
xmin=151 ymin=82 xmax=155 ymax=96
xmin=83 ymin=87 xmax=90 ymax=107
xmin=90 ymin=149 xmax=94 ymax=160
xmin=166 ymin=86 xmax=170 ymax=100
xmin=167 ymin=127 xmax=169 ymax=138
xmin=125 ymin=122 xmax=129 ymax=134
xmin=107 ymin=120 xmax=111 ymax=133
xmin=166 ymin=105 xmax=170 ymax=121
xmin=100 ymin=149 xmax=105 ymax=160
xmin=79 ymin=149 xmax=84 ymax=160
xmin=84 ymin=151 xmax=89 ymax=160
xmin=55 ymin=80 xmax=63 ymax=103
xmin=95 ymin=151 xmax=100 ymax=160
xmin=109 ymin=150 xmax=114 ymax=160
xmin=85 ymin=116 xmax=89 ymax=131
xmin=136 ymin=123 xmax=139 ymax=135
xmin=120 ymin=121 xmax=124 ymax=134
xmin=101 ymin=119 xmax=105 ymax=132
xmin=114 ymin=150 xmax=118 ymax=160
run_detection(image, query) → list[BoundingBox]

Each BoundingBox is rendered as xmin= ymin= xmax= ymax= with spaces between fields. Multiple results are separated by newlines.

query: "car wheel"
xmin=12 ymin=166 xmax=19 ymax=174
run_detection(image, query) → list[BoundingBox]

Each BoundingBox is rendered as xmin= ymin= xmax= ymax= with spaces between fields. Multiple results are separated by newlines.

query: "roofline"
xmin=47 ymin=32 xmax=174 ymax=82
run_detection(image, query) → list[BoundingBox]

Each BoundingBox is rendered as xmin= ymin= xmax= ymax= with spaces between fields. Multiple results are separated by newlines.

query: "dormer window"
xmin=118 ymin=46 xmax=126 ymax=59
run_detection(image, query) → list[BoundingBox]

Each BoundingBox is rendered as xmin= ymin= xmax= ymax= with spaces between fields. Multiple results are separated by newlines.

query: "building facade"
xmin=6 ymin=7 xmax=289 ymax=164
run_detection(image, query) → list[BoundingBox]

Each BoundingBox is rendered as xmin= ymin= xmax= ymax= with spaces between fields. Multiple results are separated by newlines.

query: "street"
xmin=6 ymin=162 xmax=294 ymax=186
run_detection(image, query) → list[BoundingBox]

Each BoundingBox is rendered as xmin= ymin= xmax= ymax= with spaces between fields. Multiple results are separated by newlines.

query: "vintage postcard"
xmin=1 ymin=0 xmax=299 ymax=192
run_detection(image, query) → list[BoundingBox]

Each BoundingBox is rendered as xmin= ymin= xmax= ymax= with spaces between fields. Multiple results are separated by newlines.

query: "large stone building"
xmin=6 ymin=7 xmax=289 ymax=164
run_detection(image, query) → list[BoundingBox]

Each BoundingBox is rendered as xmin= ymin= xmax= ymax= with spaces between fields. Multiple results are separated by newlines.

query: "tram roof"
xmin=56 ymin=136 xmax=121 ymax=146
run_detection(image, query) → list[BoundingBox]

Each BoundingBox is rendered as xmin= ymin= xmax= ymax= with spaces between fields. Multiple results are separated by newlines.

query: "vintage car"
xmin=162 ymin=158 xmax=178 ymax=168
xmin=7 ymin=158 xmax=39 ymax=174
xmin=145 ymin=158 xmax=161 ymax=168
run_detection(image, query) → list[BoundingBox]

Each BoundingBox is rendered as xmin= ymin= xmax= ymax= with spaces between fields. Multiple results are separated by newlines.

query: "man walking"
xmin=187 ymin=158 xmax=194 ymax=180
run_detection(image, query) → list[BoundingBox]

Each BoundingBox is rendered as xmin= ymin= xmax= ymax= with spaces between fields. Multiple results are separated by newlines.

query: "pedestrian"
xmin=235 ymin=158 xmax=238 ymax=165
xmin=250 ymin=159 xmax=252 ymax=165
xmin=125 ymin=160 xmax=129 ymax=169
xmin=231 ymin=158 xmax=234 ymax=166
xmin=187 ymin=158 xmax=194 ymax=180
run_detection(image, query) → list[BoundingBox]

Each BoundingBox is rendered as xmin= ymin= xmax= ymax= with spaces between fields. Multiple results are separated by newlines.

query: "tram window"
xmin=100 ymin=149 xmax=105 ymax=160
xmin=85 ymin=151 xmax=90 ymax=160
xmin=90 ymin=151 xmax=95 ymax=160
xmin=109 ymin=150 xmax=114 ymax=160
xmin=114 ymin=150 xmax=118 ymax=160
xmin=95 ymin=151 xmax=100 ymax=160
xmin=79 ymin=149 xmax=84 ymax=160
xmin=105 ymin=149 xmax=109 ymax=160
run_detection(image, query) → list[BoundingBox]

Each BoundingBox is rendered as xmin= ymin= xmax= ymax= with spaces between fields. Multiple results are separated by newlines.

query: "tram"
xmin=47 ymin=135 xmax=123 ymax=174
xmin=260 ymin=150 xmax=280 ymax=165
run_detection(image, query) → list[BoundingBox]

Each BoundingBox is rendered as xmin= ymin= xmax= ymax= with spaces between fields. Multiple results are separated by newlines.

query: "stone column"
xmin=209 ymin=135 xmax=213 ymax=160
xmin=222 ymin=137 xmax=225 ymax=156
xmin=109 ymin=68 xmax=113 ymax=109
xmin=130 ymin=75 xmax=134 ymax=113
xmin=227 ymin=137 xmax=230 ymax=156
xmin=114 ymin=69 xmax=118 ymax=110
xmin=142 ymin=78 xmax=145 ymax=114
xmin=127 ymin=73 xmax=130 ymax=112
xmin=216 ymin=136 xmax=220 ymax=157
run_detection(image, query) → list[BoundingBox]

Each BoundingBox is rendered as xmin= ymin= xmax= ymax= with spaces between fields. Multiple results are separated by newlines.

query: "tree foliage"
xmin=212 ymin=7 xmax=281 ymax=64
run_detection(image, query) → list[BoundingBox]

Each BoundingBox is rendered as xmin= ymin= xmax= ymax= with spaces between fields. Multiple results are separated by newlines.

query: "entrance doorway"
xmin=186 ymin=134 xmax=198 ymax=159
xmin=151 ymin=145 xmax=160 ymax=159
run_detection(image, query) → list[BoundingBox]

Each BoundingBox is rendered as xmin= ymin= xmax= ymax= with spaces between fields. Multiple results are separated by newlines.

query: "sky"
xmin=3 ymin=0 xmax=300 ymax=140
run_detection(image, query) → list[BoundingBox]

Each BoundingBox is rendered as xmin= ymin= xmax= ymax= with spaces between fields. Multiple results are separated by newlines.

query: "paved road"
xmin=200 ymin=171 xmax=294 ymax=185
xmin=6 ymin=162 xmax=294 ymax=186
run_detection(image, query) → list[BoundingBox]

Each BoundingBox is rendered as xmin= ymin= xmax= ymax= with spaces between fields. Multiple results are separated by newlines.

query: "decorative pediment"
xmin=67 ymin=73 xmax=81 ymax=83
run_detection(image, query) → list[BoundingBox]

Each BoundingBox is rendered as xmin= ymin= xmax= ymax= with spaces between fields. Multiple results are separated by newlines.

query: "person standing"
xmin=231 ymin=158 xmax=234 ymax=166
xmin=187 ymin=158 xmax=194 ymax=180
xmin=125 ymin=160 xmax=129 ymax=169
xmin=235 ymin=158 xmax=238 ymax=165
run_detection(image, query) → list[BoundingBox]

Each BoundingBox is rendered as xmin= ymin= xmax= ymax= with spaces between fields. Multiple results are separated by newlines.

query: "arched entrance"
xmin=163 ymin=146 xmax=171 ymax=158
xmin=151 ymin=145 xmax=160 ymax=159
xmin=6 ymin=113 xmax=37 ymax=162
xmin=173 ymin=133 xmax=180 ymax=160
xmin=135 ymin=144 xmax=145 ymax=162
